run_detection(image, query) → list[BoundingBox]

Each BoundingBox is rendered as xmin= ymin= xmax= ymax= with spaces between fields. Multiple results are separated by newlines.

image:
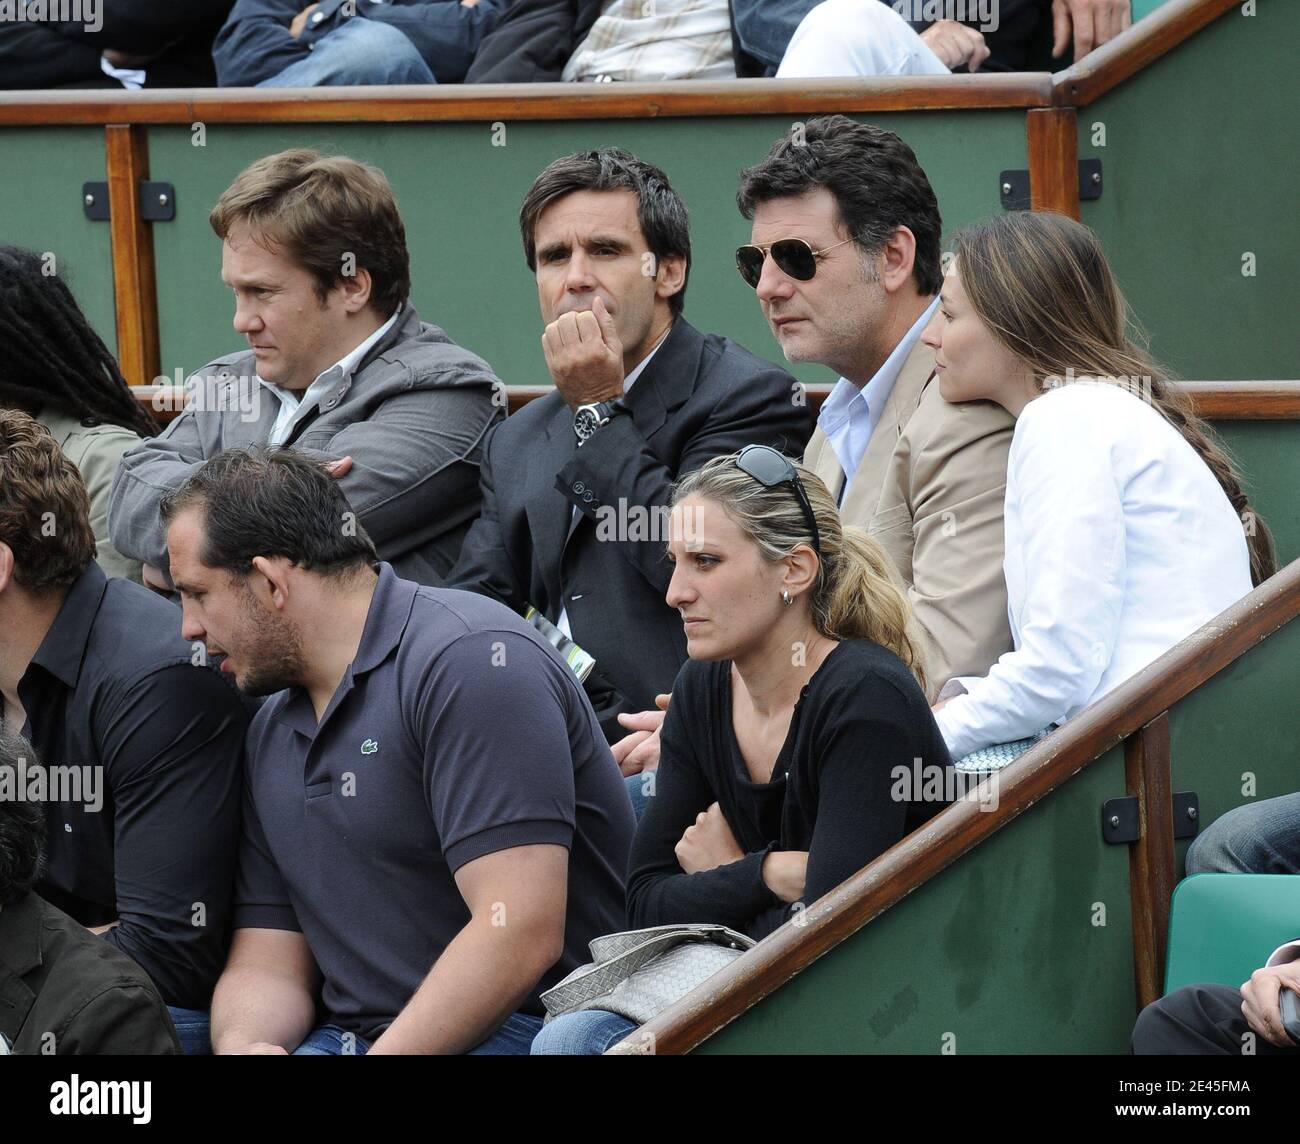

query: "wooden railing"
xmin=607 ymin=554 xmax=1300 ymax=1054
xmin=131 ymin=379 xmax=1300 ymax=426
xmin=0 ymin=0 xmax=1239 ymax=390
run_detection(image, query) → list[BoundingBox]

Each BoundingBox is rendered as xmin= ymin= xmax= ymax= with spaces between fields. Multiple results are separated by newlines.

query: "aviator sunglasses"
xmin=734 ymin=237 xmax=853 ymax=289
xmin=734 ymin=444 xmax=821 ymax=558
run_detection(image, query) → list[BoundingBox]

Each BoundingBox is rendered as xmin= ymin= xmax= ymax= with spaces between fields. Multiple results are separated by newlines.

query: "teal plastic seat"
xmin=1132 ymin=0 xmax=1168 ymax=20
xmin=1163 ymin=873 xmax=1300 ymax=994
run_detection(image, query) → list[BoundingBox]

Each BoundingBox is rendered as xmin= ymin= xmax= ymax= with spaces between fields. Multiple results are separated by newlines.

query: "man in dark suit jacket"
xmin=449 ymin=148 xmax=810 ymax=740
xmin=0 ymin=732 xmax=179 ymax=1055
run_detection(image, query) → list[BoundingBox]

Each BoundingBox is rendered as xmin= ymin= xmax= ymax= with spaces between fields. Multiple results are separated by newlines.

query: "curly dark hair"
xmin=0 ymin=730 xmax=46 ymax=905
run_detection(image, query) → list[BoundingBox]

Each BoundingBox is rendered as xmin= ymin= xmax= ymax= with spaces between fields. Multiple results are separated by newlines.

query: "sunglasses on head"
xmin=734 ymin=237 xmax=854 ymax=289
xmin=734 ymin=444 xmax=821 ymax=558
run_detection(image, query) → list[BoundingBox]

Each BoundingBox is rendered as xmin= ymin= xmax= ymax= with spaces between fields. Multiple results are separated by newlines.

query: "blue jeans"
xmin=291 ymin=1012 xmax=540 ymax=1054
xmin=292 ymin=1025 xmax=371 ymax=1055
xmin=625 ymin=771 xmax=656 ymax=824
xmin=1185 ymin=792 xmax=1300 ymax=874
xmin=259 ymin=18 xmax=436 ymax=87
xmin=166 ymin=1007 xmax=212 ymax=1057
xmin=531 ymin=1009 xmax=640 ymax=1055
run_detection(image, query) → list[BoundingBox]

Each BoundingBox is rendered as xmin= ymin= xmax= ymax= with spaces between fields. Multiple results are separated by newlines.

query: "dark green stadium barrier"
xmin=1079 ymin=0 xmax=1294 ymax=381
xmin=0 ymin=126 xmax=117 ymax=358
xmin=700 ymin=745 xmax=1139 ymax=1053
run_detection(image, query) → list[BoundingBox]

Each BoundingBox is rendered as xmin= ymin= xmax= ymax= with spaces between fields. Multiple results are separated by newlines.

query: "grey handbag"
xmin=541 ymin=923 xmax=756 ymax=1026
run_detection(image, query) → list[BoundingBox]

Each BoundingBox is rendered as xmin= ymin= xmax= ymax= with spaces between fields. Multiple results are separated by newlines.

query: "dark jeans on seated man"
xmin=1133 ymin=983 xmax=1300 ymax=1055
xmin=1185 ymin=793 xmax=1300 ymax=874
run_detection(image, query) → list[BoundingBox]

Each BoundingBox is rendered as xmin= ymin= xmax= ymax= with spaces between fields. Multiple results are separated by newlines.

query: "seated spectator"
xmin=738 ymin=0 xmax=1128 ymax=78
xmin=0 ymin=244 xmax=154 ymax=583
xmin=532 ymin=450 xmax=949 ymax=1053
xmin=467 ymin=0 xmax=604 ymax=82
xmin=162 ymin=448 xmax=634 ymax=1055
xmin=109 ymin=149 xmax=503 ymax=590
xmin=0 ymin=0 xmax=232 ymax=89
xmin=563 ymin=0 xmax=735 ymax=82
xmin=612 ymin=115 xmax=1015 ymax=774
xmin=1186 ymin=794 xmax=1300 ymax=875
xmin=926 ymin=212 xmax=1272 ymax=761
xmin=0 ymin=730 xmax=180 ymax=1055
xmin=448 ymin=148 xmax=809 ymax=742
xmin=0 ymin=411 xmax=247 ymax=1055
xmin=777 ymin=1 xmax=962 ymax=78
xmin=214 ymin=0 xmax=507 ymax=87
xmin=1133 ymin=941 xmax=1300 ymax=1055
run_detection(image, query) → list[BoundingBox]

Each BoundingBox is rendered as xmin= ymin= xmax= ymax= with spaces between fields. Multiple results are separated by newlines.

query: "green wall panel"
xmin=1211 ymin=422 xmax=1300 ymax=568
xmin=698 ymin=748 xmax=1136 ymax=1054
xmin=0 ymin=127 xmax=116 ymax=359
xmin=1079 ymin=0 xmax=1298 ymax=379
xmin=1169 ymin=612 xmax=1300 ymax=859
xmin=146 ymin=112 xmax=1026 ymax=386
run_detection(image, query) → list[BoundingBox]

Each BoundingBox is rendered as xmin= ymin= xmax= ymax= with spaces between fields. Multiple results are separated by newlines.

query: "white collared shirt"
xmin=555 ymin=328 xmax=669 ymax=639
xmin=259 ymin=307 xmax=401 ymax=447
xmin=936 ymin=379 xmax=1253 ymax=760
xmin=818 ymin=296 xmax=938 ymax=501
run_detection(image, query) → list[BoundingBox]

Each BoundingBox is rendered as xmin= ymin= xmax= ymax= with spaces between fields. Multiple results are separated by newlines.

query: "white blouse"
xmin=936 ymin=380 xmax=1253 ymax=760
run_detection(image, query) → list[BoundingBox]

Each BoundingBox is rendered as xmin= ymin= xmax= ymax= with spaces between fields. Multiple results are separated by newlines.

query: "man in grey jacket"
xmin=109 ymin=149 xmax=504 ymax=588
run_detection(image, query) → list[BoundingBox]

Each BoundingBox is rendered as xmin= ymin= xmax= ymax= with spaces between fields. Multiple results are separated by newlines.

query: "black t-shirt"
xmin=627 ymin=639 xmax=951 ymax=940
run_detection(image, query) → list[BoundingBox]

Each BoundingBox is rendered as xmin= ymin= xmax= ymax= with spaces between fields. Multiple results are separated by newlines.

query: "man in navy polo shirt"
xmin=162 ymin=446 xmax=634 ymax=1055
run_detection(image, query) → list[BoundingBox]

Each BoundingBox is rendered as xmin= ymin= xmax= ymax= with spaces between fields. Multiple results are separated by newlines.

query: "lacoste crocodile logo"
xmin=360 ymin=739 xmax=378 ymax=756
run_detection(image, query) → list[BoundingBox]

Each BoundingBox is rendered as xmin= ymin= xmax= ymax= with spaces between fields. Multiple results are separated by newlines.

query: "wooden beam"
xmin=608 ymin=557 xmax=1300 ymax=1054
xmin=1027 ymin=108 xmax=1080 ymax=219
xmin=105 ymin=124 xmax=160 ymax=389
xmin=1124 ymin=714 xmax=1176 ymax=1011
xmin=0 ymin=74 xmax=1053 ymax=128
xmin=1054 ymin=0 xmax=1240 ymax=108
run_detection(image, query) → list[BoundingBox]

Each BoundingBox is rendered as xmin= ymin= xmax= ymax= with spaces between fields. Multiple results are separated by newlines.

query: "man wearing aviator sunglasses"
xmin=613 ymin=115 xmax=1016 ymax=777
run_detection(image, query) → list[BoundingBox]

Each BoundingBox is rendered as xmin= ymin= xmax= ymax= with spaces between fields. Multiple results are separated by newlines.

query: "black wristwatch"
xmin=573 ymin=397 xmax=630 ymax=445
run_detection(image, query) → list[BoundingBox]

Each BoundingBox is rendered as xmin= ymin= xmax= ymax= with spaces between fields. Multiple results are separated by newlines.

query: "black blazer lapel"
xmin=621 ymin=318 xmax=705 ymax=441
xmin=524 ymin=394 xmax=580 ymax=616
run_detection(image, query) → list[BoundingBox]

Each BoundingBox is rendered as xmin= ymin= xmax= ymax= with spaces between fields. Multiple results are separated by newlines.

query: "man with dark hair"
xmin=449 ymin=147 xmax=810 ymax=742
xmin=109 ymin=148 xmax=504 ymax=591
xmin=0 ymin=410 xmax=246 ymax=1054
xmin=613 ymin=115 xmax=1014 ymax=775
xmin=0 ymin=730 xmax=181 ymax=1054
xmin=734 ymin=114 xmax=1014 ymax=696
xmin=163 ymin=447 xmax=633 ymax=1054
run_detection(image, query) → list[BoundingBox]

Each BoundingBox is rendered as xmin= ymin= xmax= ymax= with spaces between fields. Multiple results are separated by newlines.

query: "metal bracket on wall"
xmin=999 ymin=159 xmax=1103 ymax=211
xmin=1102 ymin=791 xmax=1200 ymax=844
xmin=81 ymin=181 xmax=176 ymax=222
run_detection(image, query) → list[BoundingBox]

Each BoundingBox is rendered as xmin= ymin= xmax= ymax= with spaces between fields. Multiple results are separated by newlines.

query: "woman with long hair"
xmin=0 ymin=244 xmax=158 ymax=582
xmin=922 ymin=212 xmax=1272 ymax=761
xmin=532 ymin=446 xmax=951 ymax=1053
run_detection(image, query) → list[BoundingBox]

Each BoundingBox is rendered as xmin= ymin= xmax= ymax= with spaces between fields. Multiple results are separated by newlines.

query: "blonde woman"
xmin=532 ymin=446 xmax=949 ymax=1053
xmin=923 ymin=212 xmax=1273 ymax=761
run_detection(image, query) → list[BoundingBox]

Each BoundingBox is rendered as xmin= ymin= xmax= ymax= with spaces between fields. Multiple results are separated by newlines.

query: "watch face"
xmin=574 ymin=408 xmax=598 ymax=440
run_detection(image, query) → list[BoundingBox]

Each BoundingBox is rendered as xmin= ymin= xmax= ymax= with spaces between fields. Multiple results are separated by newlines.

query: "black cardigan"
xmin=627 ymin=639 xmax=951 ymax=940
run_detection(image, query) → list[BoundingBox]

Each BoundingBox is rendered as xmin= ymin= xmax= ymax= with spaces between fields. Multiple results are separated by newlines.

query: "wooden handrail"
xmin=1052 ymin=0 xmax=1240 ymax=106
xmin=131 ymin=379 xmax=1300 ymax=425
xmin=609 ymin=555 xmax=1300 ymax=1054
xmin=0 ymin=74 xmax=1052 ymax=127
xmin=0 ymin=0 xmax=1240 ymax=126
